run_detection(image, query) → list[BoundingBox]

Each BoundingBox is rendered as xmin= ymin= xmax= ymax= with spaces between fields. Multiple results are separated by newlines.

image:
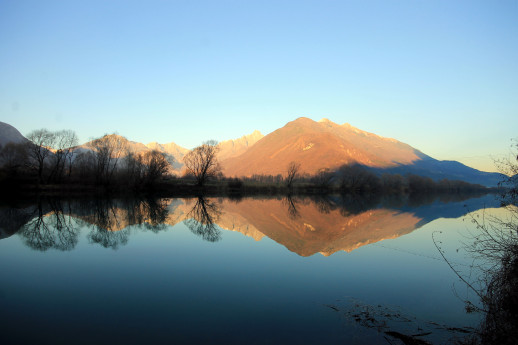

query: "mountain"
xmin=0 ymin=121 xmax=28 ymax=147
xmin=78 ymin=135 xmax=149 ymax=156
xmin=77 ymin=135 xmax=187 ymax=173
xmin=217 ymin=130 xmax=264 ymax=161
xmin=143 ymin=130 xmax=264 ymax=171
xmin=146 ymin=142 xmax=189 ymax=171
xmin=146 ymin=142 xmax=189 ymax=159
xmin=221 ymin=117 xmax=502 ymax=186
xmin=221 ymin=117 xmax=427 ymax=176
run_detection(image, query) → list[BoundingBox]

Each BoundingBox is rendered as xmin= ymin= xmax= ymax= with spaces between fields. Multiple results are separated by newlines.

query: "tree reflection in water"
xmin=86 ymin=224 xmax=130 ymax=250
xmin=312 ymin=195 xmax=334 ymax=214
xmin=75 ymin=199 xmax=132 ymax=250
xmin=139 ymin=198 xmax=169 ymax=233
xmin=80 ymin=198 xmax=170 ymax=249
xmin=339 ymin=193 xmax=380 ymax=216
xmin=283 ymin=195 xmax=300 ymax=219
xmin=10 ymin=192 xmax=498 ymax=255
xmin=184 ymin=197 xmax=222 ymax=242
xmin=19 ymin=199 xmax=79 ymax=251
xmin=17 ymin=197 xmax=171 ymax=251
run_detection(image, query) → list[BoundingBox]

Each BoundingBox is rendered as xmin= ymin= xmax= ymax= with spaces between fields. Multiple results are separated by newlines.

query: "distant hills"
xmin=75 ymin=135 xmax=189 ymax=172
xmin=76 ymin=131 xmax=263 ymax=174
xmin=0 ymin=118 xmax=504 ymax=186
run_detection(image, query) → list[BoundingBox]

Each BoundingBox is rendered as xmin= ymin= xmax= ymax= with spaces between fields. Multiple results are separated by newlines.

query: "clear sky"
xmin=1 ymin=0 xmax=517 ymax=172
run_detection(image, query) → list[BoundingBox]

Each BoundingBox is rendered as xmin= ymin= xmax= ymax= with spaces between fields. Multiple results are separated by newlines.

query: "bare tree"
xmin=26 ymin=129 xmax=56 ymax=184
xmin=183 ymin=140 xmax=221 ymax=186
xmin=123 ymin=150 xmax=171 ymax=187
xmin=74 ymin=150 xmax=96 ymax=181
xmin=123 ymin=151 xmax=144 ymax=185
xmin=88 ymin=134 xmax=128 ymax=185
xmin=48 ymin=129 xmax=78 ymax=182
xmin=429 ymin=140 xmax=518 ymax=345
xmin=495 ymin=138 xmax=518 ymax=205
xmin=285 ymin=161 xmax=301 ymax=188
xmin=62 ymin=130 xmax=79 ymax=178
xmin=140 ymin=150 xmax=170 ymax=185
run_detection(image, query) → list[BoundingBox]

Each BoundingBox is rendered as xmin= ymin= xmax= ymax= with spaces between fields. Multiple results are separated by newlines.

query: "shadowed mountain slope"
xmin=369 ymin=159 xmax=503 ymax=187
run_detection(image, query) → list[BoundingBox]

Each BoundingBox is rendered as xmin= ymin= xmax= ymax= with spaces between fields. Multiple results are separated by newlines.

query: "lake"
xmin=0 ymin=193 xmax=502 ymax=344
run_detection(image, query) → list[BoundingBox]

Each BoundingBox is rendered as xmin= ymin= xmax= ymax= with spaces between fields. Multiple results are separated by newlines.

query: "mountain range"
xmin=0 ymin=118 xmax=503 ymax=186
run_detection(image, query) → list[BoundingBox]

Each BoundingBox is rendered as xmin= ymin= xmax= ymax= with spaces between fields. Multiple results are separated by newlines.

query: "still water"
xmin=0 ymin=194 xmax=501 ymax=344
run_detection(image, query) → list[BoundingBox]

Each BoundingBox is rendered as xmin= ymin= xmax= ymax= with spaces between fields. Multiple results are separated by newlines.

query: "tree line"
xmin=239 ymin=162 xmax=489 ymax=195
xmin=0 ymin=129 xmax=172 ymax=190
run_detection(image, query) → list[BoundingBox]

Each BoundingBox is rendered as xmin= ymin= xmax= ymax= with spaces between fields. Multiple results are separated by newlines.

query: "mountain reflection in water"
xmin=0 ymin=193 xmax=499 ymax=256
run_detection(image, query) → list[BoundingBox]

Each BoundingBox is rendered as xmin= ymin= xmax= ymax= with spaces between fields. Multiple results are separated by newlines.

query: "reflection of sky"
xmin=0 ymin=205 xmax=501 ymax=344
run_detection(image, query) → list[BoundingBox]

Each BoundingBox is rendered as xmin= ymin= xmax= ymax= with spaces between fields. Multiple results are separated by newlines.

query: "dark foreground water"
xmin=0 ymin=193 xmax=503 ymax=344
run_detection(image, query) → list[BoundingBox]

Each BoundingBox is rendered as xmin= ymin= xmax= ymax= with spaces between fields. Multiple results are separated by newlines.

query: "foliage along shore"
xmin=0 ymin=169 xmax=496 ymax=199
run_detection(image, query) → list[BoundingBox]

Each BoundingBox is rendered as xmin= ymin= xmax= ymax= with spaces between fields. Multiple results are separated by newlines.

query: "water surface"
xmin=0 ymin=194 xmax=501 ymax=344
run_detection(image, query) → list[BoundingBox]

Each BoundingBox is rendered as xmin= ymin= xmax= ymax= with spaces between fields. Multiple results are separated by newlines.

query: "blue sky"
xmin=1 ymin=0 xmax=517 ymax=172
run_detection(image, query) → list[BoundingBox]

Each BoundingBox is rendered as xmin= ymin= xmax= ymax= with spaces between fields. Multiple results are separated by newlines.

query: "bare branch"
xmin=285 ymin=161 xmax=300 ymax=188
xmin=183 ymin=140 xmax=221 ymax=186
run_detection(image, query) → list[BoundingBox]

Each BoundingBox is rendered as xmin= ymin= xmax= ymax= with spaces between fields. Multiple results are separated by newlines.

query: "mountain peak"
xmin=217 ymin=130 xmax=265 ymax=160
xmin=292 ymin=117 xmax=316 ymax=124
xmin=244 ymin=130 xmax=263 ymax=141
xmin=250 ymin=129 xmax=263 ymax=136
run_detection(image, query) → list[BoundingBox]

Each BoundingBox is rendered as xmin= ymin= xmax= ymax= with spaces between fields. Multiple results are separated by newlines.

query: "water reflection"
xmin=220 ymin=196 xmax=423 ymax=256
xmin=283 ymin=195 xmax=301 ymax=219
xmin=0 ymin=193 xmax=500 ymax=255
xmin=184 ymin=197 xmax=222 ymax=242
xmin=75 ymin=198 xmax=170 ymax=249
xmin=19 ymin=200 xmax=79 ymax=251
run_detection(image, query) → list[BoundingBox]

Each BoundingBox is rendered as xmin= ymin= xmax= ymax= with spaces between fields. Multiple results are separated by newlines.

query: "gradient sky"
xmin=1 ymin=0 xmax=517 ymax=172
